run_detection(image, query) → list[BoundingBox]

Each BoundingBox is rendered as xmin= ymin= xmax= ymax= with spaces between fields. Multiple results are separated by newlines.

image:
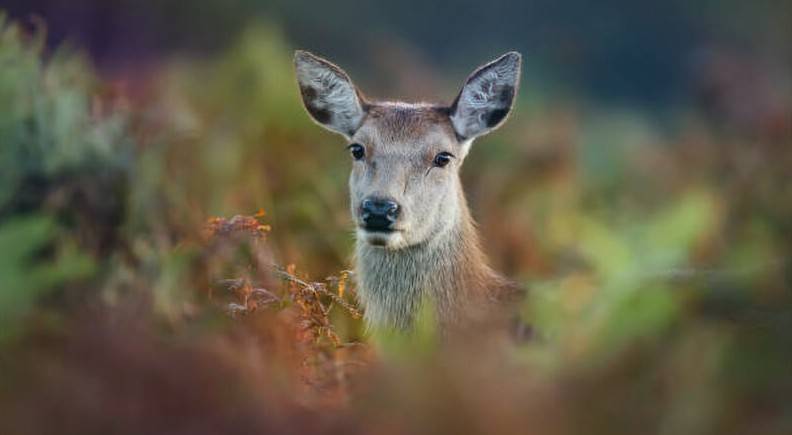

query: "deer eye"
xmin=433 ymin=152 xmax=455 ymax=168
xmin=348 ymin=143 xmax=365 ymax=160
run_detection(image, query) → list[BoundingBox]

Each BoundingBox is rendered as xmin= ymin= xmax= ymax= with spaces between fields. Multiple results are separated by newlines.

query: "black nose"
xmin=361 ymin=197 xmax=400 ymax=231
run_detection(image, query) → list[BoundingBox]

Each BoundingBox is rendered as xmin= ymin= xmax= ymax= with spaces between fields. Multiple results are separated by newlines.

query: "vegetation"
xmin=0 ymin=14 xmax=790 ymax=435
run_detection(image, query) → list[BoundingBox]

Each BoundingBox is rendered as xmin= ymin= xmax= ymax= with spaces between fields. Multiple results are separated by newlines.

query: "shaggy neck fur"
xmin=354 ymin=190 xmax=504 ymax=330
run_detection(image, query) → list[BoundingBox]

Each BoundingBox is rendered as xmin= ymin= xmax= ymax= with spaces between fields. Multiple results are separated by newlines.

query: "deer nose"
xmin=361 ymin=197 xmax=400 ymax=231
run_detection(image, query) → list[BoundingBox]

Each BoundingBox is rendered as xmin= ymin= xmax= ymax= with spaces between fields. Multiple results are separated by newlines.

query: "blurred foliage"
xmin=0 ymin=216 xmax=93 ymax=340
xmin=133 ymin=25 xmax=355 ymax=275
xmin=0 ymin=12 xmax=791 ymax=435
xmin=0 ymin=15 xmax=120 ymax=341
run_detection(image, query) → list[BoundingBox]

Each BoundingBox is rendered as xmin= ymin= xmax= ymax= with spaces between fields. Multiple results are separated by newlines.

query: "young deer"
xmin=295 ymin=50 xmax=522 ymax=331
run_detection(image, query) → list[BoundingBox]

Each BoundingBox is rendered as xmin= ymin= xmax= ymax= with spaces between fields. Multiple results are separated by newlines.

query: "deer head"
xmin=294 ymin=50 xmax=521 ymax=251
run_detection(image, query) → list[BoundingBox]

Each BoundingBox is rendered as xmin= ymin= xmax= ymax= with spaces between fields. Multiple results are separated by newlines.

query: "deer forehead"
xmin=353 ymin=103 xmax=459 ymax=154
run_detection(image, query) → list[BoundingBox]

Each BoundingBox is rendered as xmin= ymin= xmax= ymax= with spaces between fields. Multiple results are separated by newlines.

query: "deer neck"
xmin=354 ymin=194 xmax=492 ymax=330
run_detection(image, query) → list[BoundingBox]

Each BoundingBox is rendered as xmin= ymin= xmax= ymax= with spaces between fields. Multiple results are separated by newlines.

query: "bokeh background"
xmin=0 ymin=1 xmax=790 ymax=434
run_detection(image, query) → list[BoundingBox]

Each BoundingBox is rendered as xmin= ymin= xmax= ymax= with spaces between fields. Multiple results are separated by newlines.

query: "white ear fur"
xmin=450 ymin=51 xmax=521 ymax=140
xmin=294 ymin=50 xmax=366 ymax=137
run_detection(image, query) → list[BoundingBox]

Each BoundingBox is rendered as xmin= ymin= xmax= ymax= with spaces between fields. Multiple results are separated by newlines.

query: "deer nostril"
xmin=384 ymin=202 xmax=399 ymax=218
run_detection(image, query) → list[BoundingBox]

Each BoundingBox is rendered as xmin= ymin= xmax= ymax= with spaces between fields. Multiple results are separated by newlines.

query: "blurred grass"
xmin=0 ymin=12 xmax=791 ymax=435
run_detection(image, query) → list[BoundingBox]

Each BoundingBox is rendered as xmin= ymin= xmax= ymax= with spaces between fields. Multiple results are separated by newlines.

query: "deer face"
xmin=346 ymin=103 xmax=465 ymax=249
xmin=295 ymin=51 xmax=520 ymax=249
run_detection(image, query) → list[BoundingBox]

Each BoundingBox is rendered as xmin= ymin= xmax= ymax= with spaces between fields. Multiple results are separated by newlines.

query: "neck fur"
xmin=354 ymin=198 xmax=495 ymax=330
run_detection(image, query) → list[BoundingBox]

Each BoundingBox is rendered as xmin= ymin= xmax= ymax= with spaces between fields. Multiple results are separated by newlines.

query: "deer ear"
xmin=449 ymin=51 xmax=521 ymax=140
xmin=294 ymin=50 xmax=366 ymax=138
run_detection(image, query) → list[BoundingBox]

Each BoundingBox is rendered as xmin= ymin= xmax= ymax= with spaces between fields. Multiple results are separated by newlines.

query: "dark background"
xmin=3 ymin=0 xmax=790 ymax=104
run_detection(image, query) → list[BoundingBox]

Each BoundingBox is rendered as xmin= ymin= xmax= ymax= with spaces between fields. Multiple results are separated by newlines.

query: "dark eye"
xmin=348 ymin=143 xmax=365 ymax=160
xmin=433 ymin=152 xmax=454 ymax=168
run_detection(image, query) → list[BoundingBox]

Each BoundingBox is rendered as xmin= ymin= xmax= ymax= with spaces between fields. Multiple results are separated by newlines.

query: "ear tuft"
xmin=294 ymin=50 xmax=366 ymax=137
xmin=450 ymin=51 xmax=521 ymax=140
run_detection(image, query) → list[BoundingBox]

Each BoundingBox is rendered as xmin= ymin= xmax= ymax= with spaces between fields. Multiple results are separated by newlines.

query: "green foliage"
xmin=527 ymin=191 xmax=718 ymax=366
xmin=0 ymin=217 xmax=94 ymax=341
xmin=0 ymin=17 xmax=130 ymax=204
xmin=370 ymin=298 xmax=440 ymax=359
xmin=0 ymin=17 xmax=124 ymax=340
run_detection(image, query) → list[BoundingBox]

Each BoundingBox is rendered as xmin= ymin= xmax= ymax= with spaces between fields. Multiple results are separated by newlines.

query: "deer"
xmin=294 ymin=50 xmax=523 ymax=332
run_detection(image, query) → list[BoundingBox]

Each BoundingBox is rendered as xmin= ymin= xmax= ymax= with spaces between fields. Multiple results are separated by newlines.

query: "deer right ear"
xmin=294 ymin=50 xmax=366 ymax=138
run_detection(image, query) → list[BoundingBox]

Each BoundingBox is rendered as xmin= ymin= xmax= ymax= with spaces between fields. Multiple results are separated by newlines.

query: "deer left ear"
xmin=449 ymin=51 xmax=521 ymax=140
